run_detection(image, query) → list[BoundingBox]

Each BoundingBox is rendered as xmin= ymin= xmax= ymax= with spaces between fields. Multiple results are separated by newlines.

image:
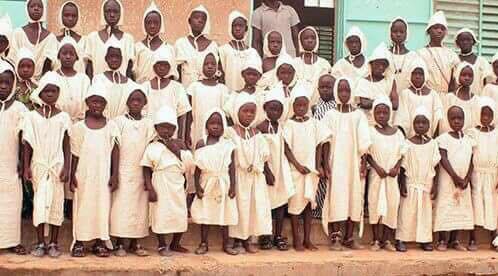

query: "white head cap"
xmin=232 ymin=92 xmax=257 ymax=127
xmin=344 ymin=26 xmax=366 ymax=55
xmin=372 ymin=95 xmax=393 ymax=123
xmin=228 ymin=10 xmax=248 ymax=41
xmin=0 ymin=15 xmax=13 ymax=47
xmin=333 ymin=77 xmax=354 ymax=105
xmin=57 ymin=36 xmax=81 ymax=59
xmin=100 ymin=0 xmax=124 ymax=27
xmin=142 ymin=1 xmax=165 ymax=36
xmin=0 ymin=60 xmax=17 ymax=95
xmin=31 ymin=71 xmax=62 ymax=105
xmin=478 ymin=96 xmax=496 ymax=126
xmin=202 ymin=108 xmax=228 ymax=136
xmin=15 ymin=47 xmax=35 ymax=79
xmin=58 ymin=1 xmax=80 ymax=32
xmin=153 ymin=105 xmax=177 ymax=127
xmin=152 ymin=45 xmax=176 ymax=79
xmin=368 ymin=42 xmax=393 ymax=78
xmin=389 ymin=17 xmax=409 ymax=45
xmin=298 ymin=26 xmax=319 ymax=53
xmin=189 ymin=5 xmax=211 ymax=38
xmin=426 ymin=11 xmax=447 ymax=32
xmin=104 ymin=34 xmax=122 ymax=54
xmin=26 ymin=0 xmax=47 ymax=23
xmin=454 ymin=61 xmax=475 ymax=87
xmin=263 ymin=30 xmax=286 ymax=58
xmin=241 ymin=52 xmax=262 ymax=74
xmin=455 ymin=28 xmax=478 ymax=47
xmin=407 ymin=57 xmax=429 ymax=89
xmin=274 ymin=53 xmax=297 ymax=87
xmin=85 ymin=80 xmax=108 ymax=102
xmin=197 ymin=50 xmax=219 ymax=80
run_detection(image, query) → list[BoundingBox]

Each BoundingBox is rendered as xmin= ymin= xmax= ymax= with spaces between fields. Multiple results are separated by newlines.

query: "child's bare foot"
xmin=421 ymin=243 xmax=433 ymax=251
xmin=31 ymin=243 xmax=46 ymax=257
xmin=114 ymin=244 xmax=127 ymax=257
xmin=450 ymin=240 xmax=466 ymax=251
xmin=396 ymin=241 xmax=407 ymax=252
xmin=243 ymin=241 xmax=258 ymax=254
xmin=170 ymin=244 xmax=189 ymax=253
xmin=382 ymin=240 xmax=396 ymax=252
xmin=8 ymin=244 xmax=27 ymax=255
xmin=195 ymin=242 xmax=208 ymax=255
xmin=344 ymin=238 xmax=364 ymax=250
xmin=158 ymin=246 xmax=173 ymax=257
xmin=223 ymin=245 xmax=239 ymax=255
xmin=129 ymin=244 xmax=149 ymax=257
xmin=304 ymin=241 xmax=318 ymax=251
xmin=47 ymin=243 xmax=61 ymax=258
xmin=370 ymin=240 xmax=381 ymax=251
xmin=435 ymin=240 xmax=447 ymax=251
xmin=293 ymin=242 xmax=305 ymax=251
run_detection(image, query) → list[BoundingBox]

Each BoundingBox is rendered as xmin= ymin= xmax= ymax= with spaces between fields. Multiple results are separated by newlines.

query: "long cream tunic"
xmin=57 ymin=73 xmax=91 ymax=122
xmin=395 ymin=88 xmax=443 ymax=137
xmin=224 ymin=90 xmax=267 ymax=127
xmin=23 ymin=111 xmax=71 ymax=227
xmin=367 ymin=127 xmax=406 ymax=228
xmin=283 ymin=118 xmax=330 ymax=215
xmin=433 ymin=133 xmax=475 ymax=232
xmin=0 ymin=102 xmax=27 ymax=248
xmin=483 ymin=83 xmax=498 ymax=104
xmin=175 ymin=37 xmax=218 ymax=88
xmin=417 ymin=47 xmax=459 ymax=96
xmin=440 ymin=93 xmax=480 ymax=134
xmin=110 ymin=116 xmax=155 ymax=238
xmin=141 ymin=142 xmax=193 ymax=234
xmin=321 ymin=109 xmax=371 ymax=233
xmin=11 ymin=29 xmax=58 ymax=80
xmin=228 ymin=129 xmax=272 ymax=240
xmin=391 ymin=51 xmax=418 ymax=95
xmin=218 ymin=45 xmax=259 ymax=91
xmin=70 ymin=120 xmax=119 ymax=243
xmin=468 ymin=128 xmax=498 ymax=230
xmin=92 ymin=74 xmax=136 ymax=119
xmin=191 ymin=138 xmax=238 ymax=226
xmin=144 ymin=80 xmax=191 ymax=118
xmin=294 ymin=56 xmax=331 ymax=104
xmin=356 ymin=77 xmax=395 ymax=125
xmin=330 ymin=58 xmax=368 ymax=90
xmin=133 ymin=42 xmax=177 ymax=84
xmin=85 ymin=31 xmax=135 ymax=76
xmin=396 ymin=139 xmax=441 ymax=243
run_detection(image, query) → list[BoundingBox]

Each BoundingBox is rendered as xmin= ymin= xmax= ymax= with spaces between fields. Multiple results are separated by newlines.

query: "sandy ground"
xmin=2 ymin=246 xmax=498 ymax=276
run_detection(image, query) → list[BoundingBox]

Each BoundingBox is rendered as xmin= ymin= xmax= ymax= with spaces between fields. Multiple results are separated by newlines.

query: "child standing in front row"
xmin=110 ymin=86 xmax=155 ymax=257
xmin=192 ymin=109 xmax=239 ymax=255
xmin=142 ymin=106 xmax=193 ymax=257
xmin=283 ymin=87 xmax=330 ymax=251
xmin=366 ymin=97 xmax=405 ymax=252
xmin=70 ymin=82 xmax=120 ymax=258
xmin=228 ymin=93 xmax=273 ymax=253
xmin=467 ymin=97 xmax=498 ymax=251
xmin=23 ymin=72 xmax=71 ymax=258
xmin=434 ymin=106 xmax=475 ymax=251
xmin=0 ymin=61 xmax=28 ymax=255
xmin=396 ymin=106 xmax=441 ymax=252
xmin=321 ymin=77 xmax=371 ymax=251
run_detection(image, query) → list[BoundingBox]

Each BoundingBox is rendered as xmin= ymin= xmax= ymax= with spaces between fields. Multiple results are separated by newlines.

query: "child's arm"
xmin=143 ymin=166 xmax=157 ymax=202
xmin=388 ymin=157 xmax=403 ymax=178
xmin=22 ymin=141 xmax=33 ymax=182
xmin=70 ymin=155 xmax=79 ymax=192
xmin=360 ymin=154 xmax=368 ymax=178
xmin=321 ymin=142 xmax=331 ymax=180
xmin=439 ymin=148 xmax=465 ymax=189
xmin=109 ymin=144 xmax=119 ymax=192
xmin=263 ymin=162 xmax=275 ymax=186
xmin=42 ymin=59 xmax=52 ymax=76
xmin=431 ymin=164 xmax=440 ymax=200
xmin=251 ymin=27 xmax=263 ymax=57
xmin=194 ymin=167 xmax=203 ymax=198
xmin=399 ymin=167 xmax=407 ymax=197
xmin=389 ymin=80 xmax=399 ymax=110
xmin=165 ymin=139 xmax=186 ymax=160
xmin=284 ymin=141 xmax=310 ymax=174
xmin=366 ymin=154 xmax=387 ymax=178
xmin=17 ymin=132 xmax=23 ymax=177
xmin=60 ymin=131 xmax=71 ymax=183
xmin=464 ymin=154 xmax=474 ymax=189
xmin=177 ymin=65 xmax=183 ymax=83
xmin=185 ymin=104 xmax=193 ymax=148
xmin=177 ymin=114 xmax=187 ymax=143
xmin=359 ymin=97 xmax=373 ymax=110
xmin=86 ymin=61 xmax=93 ymax=80
xmin=228 ymin=152 xmax=236 ymax=198
xmin=126 ymin=60 xmax=134 ymax=80
xmin=291 ymin=25 xmax=300 ymax=56
xmin=315 ymin=143 xmax=325 ymax=179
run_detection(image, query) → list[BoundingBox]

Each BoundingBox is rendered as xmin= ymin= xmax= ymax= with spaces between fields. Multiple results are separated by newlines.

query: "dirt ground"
xmin=2 ymin=246 xmax=498 ymax=276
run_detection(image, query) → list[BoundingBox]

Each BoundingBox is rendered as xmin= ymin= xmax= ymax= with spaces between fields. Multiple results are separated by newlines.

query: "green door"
xmin=335 ymin=0 xmax=433 ymax=59
xmin=0 ymin=0 xmax=27 ymax=28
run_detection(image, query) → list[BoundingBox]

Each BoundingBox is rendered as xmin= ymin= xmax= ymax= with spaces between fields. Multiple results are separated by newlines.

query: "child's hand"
xmin=265 ymin=170 xmax=275 ymax=186
xmin=228 ymin=186 xmax=236 ymax=199
xmin=388 ymin=166 xmax=400 ymax=178
xmin=430 ymin=185 xmax=438 ymax=200
xmin=70 ymin=177 xmax=78 ymax=192
xmin=109 ymin=175 xmax=119 ymax=192
xmin=317 ymin=167 xmax=326 ymax=180
xmin=296 ymin=164 xmax=311 ymax=175
xmin=23 ymin=167 xmax=32 ymax=182
xmin=360 ymin=161 xmax=367 ymax=179
xmin=148 ymin=188 xmax=158 ymax=202
xmin=400 ymin=185 xmax=407 ymax=198
xmin=185 ymin=136 xmax=192 ymax=150
xmin=59 ymin=168 xmax=69 ymax=183
xmin=196 ymin=187 xmax=204 ymax=199
xmin=323 ymin=164 xmax=331 ymax=180
xmin=376 ymin=167 xmax=388 ymax=178
xmin=17 ymin=162 xmax=23 ymax=176
xmin=451 ymin=175 xmax=465 ymax=189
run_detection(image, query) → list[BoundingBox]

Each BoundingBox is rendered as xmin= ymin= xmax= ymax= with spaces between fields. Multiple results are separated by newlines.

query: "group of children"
xmin=1 ymin=0 xmax=498 ymax=259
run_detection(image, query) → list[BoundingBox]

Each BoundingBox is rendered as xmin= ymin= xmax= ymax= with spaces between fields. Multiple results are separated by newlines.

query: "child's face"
xmin=318 ymin=75 xmax=335 ymax=102
xmin=28 ymin=0 xmax=44 ymax=22
xmin=0 ymin=36 xmax=9 ymax=54
xmin=62 ymin=3 xmax=78 ymax=29
xmin=155 ymin=123 xmax=176 ymax=140
xmin=39 ymin=84 xmax=60 ymax=106
xmin=480 ymin=106 xmax=494 ymax=127
xmin=411 ymin=68 xmax=425 ymax=88
xmin=103 ymin=0 xmax=121 ymax=27
xmin=242 ymin=68 xmax=261 ymax=87
xmin=105 ymin=47 xmax=123 ymax=70
xmin=373 ymin=104 xmax=390 ymax=126
xmin=18 ymin=59 xmax=35 ymax=80
xmin=189 ymin=11 xmax=207 ymax=35
xmin=428 ymin=24 xmax=446 ymax=44
xmin=346 ymin=36 xmax=361 ymax=56
xmin=413 ymin=115 xmax=430 ymax=135
xmin=459 ymin=66 xmax=474 ymax=87
xmin=86 ymin=95 xmax=107 ymax=115
xmin=448 ymin=106 xmax=465 ymax=132
xmin=456 ymin=32 xmax=474 ymax=53
xmin=0 ymin=71 xmax=14 ymax=101
xmin=292 ymin=96 xmax=309 ymax=117
xmin=202 ymin=54 xmax=217 ymax=78
xmin=153 ymin=61 xmax=171 ymax=78
xmin=206 ymin=112 xmax=224 ymax=137
xmin=300 ymin=29 xmax=317 ymax=52
xmin=390 ymin=20 xmax=407 ymax=45
xmin=276 ymin=64 xmax=295 ymax=85
xmin=237 ymin=103 xmax=257 ymax=127
xmin=268 ymin=32 xmax=282 ymax=56
xmin=370 ymin=59 xmax=388 ymax=78
xmin=126 ymin=90 xmax=146 ymax=115
xmin=264 ymin=100 xmax=283 ymax=122
xmin=493 ymin=61 xmax=498 ymax=78
xmin=144 ymin=12 xmax=161 ymax=37
xmin=58 ymin=44 xmax=78 ymax=69
xmin=337 ymin=80 xmax=351 ymax=104
xmin=231 ymin=17 xmax=247 ymax=41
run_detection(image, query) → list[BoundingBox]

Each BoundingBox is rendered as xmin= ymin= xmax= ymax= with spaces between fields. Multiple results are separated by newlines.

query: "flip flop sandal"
xmin=93 ymin=244 xmax=110 ymax=257
xmin=47 ymin=243 xmax=62 ymax=258
xmin=71 ymin=244 xmax=86 ymax=257
xmin=223 ymin=246 xmax=239 ymax=255
xmin=259 ymin=235 xmax=273 ymax=250
xmin=273 ymin=236 xmax=289 ymax=251
xmin=114 ymin=244 xmax=127 ymax=257
xmin=30 ymin=243 xmax=46 ymax=257
xmin=9 ymin=245 xmax=27 ymax=255
xmin=158 ymin=246 xmax=173 ymax=257
xmin=195 ymin=243 xmax=208 ymax=255
xmin=130 ymin=244 xmax=149 ymax=257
